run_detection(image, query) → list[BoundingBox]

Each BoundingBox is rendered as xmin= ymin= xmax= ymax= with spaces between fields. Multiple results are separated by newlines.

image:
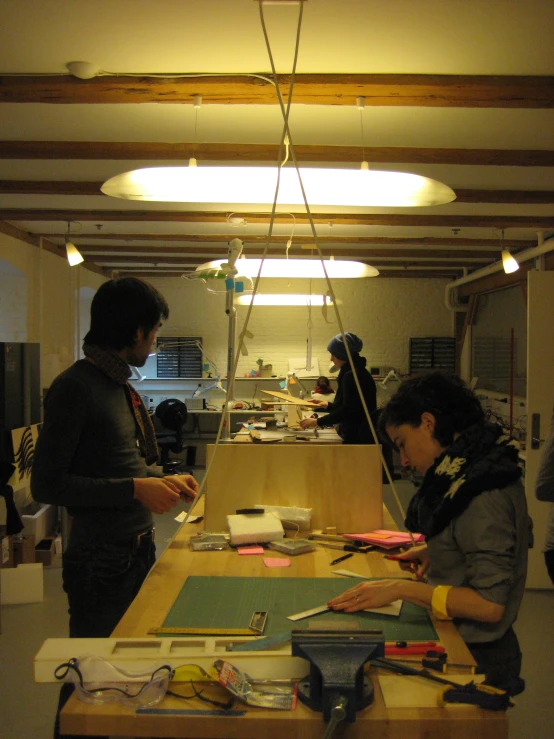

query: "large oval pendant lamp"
xmin=101 ymin=160 xmax=455 ymax=208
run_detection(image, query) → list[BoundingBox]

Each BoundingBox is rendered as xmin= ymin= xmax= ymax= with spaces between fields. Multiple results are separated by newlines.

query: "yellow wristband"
xmin=431 ymin=585 xmax=453 ymax=620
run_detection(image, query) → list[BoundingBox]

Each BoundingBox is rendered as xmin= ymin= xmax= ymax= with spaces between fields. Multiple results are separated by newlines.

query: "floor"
xmin=1 ymin=483 xmax=553 ymax=739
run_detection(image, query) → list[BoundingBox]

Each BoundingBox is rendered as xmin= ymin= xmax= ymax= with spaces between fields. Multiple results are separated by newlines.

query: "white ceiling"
xmin=1 ymin=0 xmax=553 ymax=280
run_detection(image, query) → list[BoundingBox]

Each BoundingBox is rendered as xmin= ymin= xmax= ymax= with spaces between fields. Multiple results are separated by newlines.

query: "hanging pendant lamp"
xmin=101 ymin=159 xmax=455 ymax=208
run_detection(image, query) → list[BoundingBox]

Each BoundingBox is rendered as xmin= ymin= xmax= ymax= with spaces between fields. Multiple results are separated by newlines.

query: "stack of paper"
xmin=343 ymin=530 xmax=425 ymax=548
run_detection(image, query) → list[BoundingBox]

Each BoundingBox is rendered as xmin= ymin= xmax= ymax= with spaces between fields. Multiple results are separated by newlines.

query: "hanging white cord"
xmin=179 ymin=16 xmax=299 ymax=524
xmin=257 ymin=1 xmax=412 ymax=536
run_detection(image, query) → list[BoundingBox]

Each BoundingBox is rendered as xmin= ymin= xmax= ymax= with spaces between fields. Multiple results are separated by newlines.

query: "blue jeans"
xmin=62 ymin=528 xmax=156 ymax=638
xmin=54 ymin=529 xmax=156 ymax=738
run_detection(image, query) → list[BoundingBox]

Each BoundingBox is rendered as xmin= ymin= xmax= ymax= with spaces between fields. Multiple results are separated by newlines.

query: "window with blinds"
xmin=156 ymin=337 xmax=203 ymax=378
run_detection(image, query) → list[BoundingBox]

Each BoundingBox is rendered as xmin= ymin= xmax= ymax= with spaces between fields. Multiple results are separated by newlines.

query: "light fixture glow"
xmin=235 ymin=294 xmax=340 ymax=306
xmin=196 ymin=258 xmax=378 ymax=279
xmin=101 ymin=164 xmax=456 ymax=208
xmin=501 ymin=249 xmax=519 ymax=274
xmin=66 ymin=241 xmax=84 ymax=266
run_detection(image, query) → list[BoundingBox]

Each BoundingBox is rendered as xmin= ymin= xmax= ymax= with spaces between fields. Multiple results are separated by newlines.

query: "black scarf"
xmin=83 ymin=344 xmax=159 ymax=465
xmin=405 ymin=422 xmax=522 ymax=540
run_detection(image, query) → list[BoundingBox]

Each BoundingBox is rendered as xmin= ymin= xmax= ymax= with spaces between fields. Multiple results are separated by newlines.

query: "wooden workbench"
xmin=59 ymin=505 xmax=508 ymax=738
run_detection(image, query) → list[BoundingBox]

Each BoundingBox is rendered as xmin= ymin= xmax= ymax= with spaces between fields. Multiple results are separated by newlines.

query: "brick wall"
xmin=147 ymin=275 xmax=453 ymax=378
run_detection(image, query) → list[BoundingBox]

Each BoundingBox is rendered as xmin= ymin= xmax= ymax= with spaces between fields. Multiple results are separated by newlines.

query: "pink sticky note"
xmin=237 ymin=546 xmax=265 ymax=555
xmin=264 ymin=558 xmax=291 ymax=568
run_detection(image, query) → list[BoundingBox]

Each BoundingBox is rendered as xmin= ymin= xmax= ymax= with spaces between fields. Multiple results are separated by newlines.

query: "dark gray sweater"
xmin=32 ymin=359 xmax=162 ymax=540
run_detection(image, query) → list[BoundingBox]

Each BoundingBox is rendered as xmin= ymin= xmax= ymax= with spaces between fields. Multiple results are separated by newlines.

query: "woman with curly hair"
xmin=328 ymin=370 xmax=532 ymax=696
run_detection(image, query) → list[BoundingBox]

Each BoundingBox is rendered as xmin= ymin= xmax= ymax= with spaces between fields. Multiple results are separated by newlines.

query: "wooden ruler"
xmin=148 ymin=626 xmax=257 ymax=636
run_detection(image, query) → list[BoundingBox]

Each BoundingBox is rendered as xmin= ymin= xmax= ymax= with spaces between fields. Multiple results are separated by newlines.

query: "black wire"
xmin=166 ymin=680 xmax=235 ymax=710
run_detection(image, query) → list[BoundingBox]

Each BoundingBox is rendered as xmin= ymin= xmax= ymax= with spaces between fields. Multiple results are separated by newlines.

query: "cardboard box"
xmin=0 ymin=528 xmax=14 ymax=569
xmin=0 ymin=563 xmax=43 ymax=604
xmin=13 ymin=534 xmax=36 ymax=565
xmin=21 ymin=502 xmax=57 ymax=543
xmin=35 ymin=537 xmax=56 ymax=566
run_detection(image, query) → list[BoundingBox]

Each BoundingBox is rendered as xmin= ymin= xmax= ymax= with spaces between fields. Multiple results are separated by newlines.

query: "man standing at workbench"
xmin=32 ymin=277 xmax=198 ymax=737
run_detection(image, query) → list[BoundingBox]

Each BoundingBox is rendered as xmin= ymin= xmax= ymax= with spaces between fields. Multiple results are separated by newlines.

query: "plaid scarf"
xmin=405 ymin=422 xmax=522 ymax=540
xmin=83 ymin=343 xmax=159 ymax=465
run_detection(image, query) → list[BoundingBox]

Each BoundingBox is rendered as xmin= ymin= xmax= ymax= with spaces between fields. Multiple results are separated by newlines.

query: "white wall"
xmin=146 ymin=275 xmax=453 ymax=378
xmin=0 ymin=232 xmax=105 ymax=388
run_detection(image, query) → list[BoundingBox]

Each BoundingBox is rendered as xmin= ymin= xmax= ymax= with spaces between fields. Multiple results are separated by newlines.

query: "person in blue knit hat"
xmin=300 ymin=332 xmax=377 ymax=444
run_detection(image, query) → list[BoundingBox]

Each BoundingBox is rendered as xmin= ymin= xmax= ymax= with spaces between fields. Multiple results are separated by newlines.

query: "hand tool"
xmin=372 ymin=657 xmax=513 ymax=710
xmin=315 ymin=542 xmax=373 ymax=552
xmin=391 ymin=653 xmax=475 ymax=672
xmin=385 ymin=643 xmax=445 ymax=656
xmin=330 ymin=553 xmax=354 ymax=566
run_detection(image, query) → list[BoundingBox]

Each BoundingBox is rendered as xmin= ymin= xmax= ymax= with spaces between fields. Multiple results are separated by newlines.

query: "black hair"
xmin=83 ymin=277 xmax=169 ymax=351
xmin=378 ymin=370 xmax=485 ymax=448
xmin=317 ymin=375 xmax=330 ymax=387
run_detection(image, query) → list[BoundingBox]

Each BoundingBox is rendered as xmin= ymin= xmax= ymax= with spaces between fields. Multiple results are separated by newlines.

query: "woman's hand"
xmin=327 ymin=580 xmax=402 ymax=612
xmin=392 ymin=544 xmax=430 ymax=581
xmin=299 ymin=417 xmax=318 ymax=429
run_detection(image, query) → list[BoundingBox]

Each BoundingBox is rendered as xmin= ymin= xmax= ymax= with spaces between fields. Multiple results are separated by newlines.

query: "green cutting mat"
xmin=162 ymin=577 xmax=437 ymax=642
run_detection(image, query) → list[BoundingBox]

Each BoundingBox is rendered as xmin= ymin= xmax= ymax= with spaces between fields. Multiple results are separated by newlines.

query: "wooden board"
xmin=204 ymin=443 xmax=383 ymax=533
xmin=261 ymin=389 xmax=315 ymax=405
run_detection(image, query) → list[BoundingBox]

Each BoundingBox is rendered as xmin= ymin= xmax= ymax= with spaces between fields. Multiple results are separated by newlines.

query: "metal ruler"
xmin=137 ymin=708 xmax=247 ymax=716
xmin=287 ymin=604 xmax=330 ymax=622
xmin=226 ymin=630 xmax=292 ymax=652
xmin=148 ymin=626 xmax=257 ymax=636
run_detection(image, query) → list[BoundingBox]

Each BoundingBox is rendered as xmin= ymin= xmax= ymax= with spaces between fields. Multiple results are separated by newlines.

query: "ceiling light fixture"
xmin=101 ymin=164 xmax=455 ymax=208
xmin=235 ymin=294 xmax=340 ymax=306
xmin=195 ymin=257 xmax=378 ymax=279
xmin=499 ymin=229 xmax=519 ymax=274
xmin=64 ymin=222 xmax=84 ymax=266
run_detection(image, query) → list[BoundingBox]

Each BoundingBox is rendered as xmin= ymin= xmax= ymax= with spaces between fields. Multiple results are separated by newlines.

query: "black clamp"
xmin=291 ymin=629 xmax=385 ymax=722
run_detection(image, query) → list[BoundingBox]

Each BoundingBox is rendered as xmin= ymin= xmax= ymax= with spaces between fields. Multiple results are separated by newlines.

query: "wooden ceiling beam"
xmin=3 ymin=209 xmax=553 ymax=229
xmin=1 ymin=142 xmax=553 ymax=166
xmin=114 ymin=269 xmax=464 ymax=279
xmin=2 ymin=179 xmax=554 ymax=203
xmin=33 ymin=232 xmax=537 ymax=249
xmin=1 ymin=74 xmax=553 ymax=108
xmin=77 ymin=245 xmax=497 ymax=260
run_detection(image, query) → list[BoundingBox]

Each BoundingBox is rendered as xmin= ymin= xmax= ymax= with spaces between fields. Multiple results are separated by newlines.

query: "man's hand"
xmin=133 ymin=477 xmax=182 ymax=514
xmin=165 ymin=474 xmax=199 ymax=501
xmin=307 ymin=399 xmax=328 ymax=408
xmin=299 ymin=417 xmax=318 ymax=429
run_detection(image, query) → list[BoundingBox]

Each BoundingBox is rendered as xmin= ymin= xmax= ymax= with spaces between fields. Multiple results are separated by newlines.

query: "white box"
xmin=1 ymin=563 xmax=44 ymax=604
xmin=21 ymin=503 xmax=57 ymax=543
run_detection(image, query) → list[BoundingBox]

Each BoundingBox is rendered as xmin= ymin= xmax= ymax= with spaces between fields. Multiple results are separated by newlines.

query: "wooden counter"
xmin=59 ymin=506 xmax=508 ymax=738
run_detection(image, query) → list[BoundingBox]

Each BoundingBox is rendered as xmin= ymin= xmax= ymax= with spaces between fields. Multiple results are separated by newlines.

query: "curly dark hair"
xmin=378 ymin=370 xmax=484 ymax=448
xmin=83 ymin=277 xmax=169 ymax=351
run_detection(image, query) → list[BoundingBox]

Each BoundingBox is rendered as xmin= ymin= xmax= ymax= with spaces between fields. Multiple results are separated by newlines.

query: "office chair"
xmin=155 ymin=399 xmax=188 ymax=474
